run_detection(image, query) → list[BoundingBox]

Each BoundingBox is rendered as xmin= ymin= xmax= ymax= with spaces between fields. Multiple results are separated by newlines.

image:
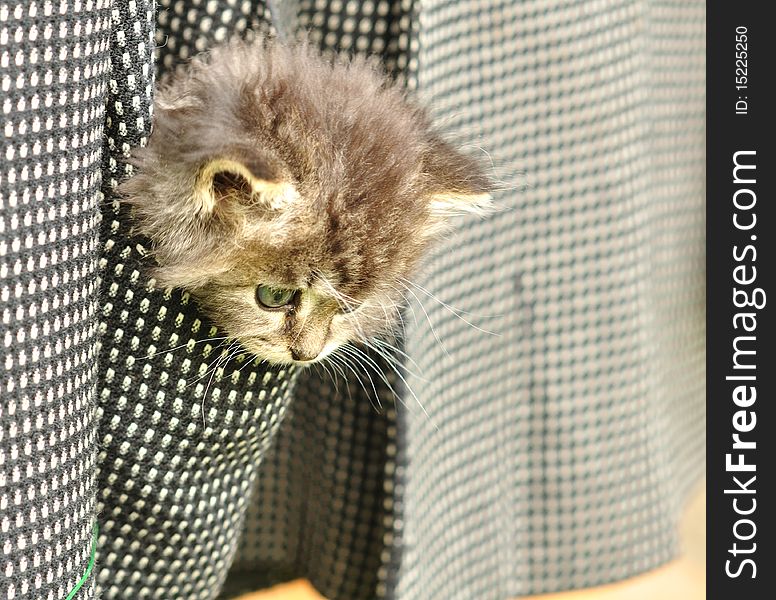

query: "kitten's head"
xmin=121 ymin=40 xmax=491 ymax=365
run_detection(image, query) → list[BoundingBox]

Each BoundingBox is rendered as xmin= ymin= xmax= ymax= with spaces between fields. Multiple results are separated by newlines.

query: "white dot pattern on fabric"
xmin=297 ymin=0 xmax=415 ymax=84
xmin=93 ymin=2 xmax=299 ymax=599
xmin=155 ymin=0 xmax=276 ymax=72
xmin=221 ymin=368 xmax=399 ymax=599
xmin=0 ymin=1 xmax=111 ymax=598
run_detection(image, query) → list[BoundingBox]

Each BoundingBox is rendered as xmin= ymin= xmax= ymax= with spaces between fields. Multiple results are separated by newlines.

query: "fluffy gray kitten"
xmin=121 ymin=39 xmax=491 ymax=365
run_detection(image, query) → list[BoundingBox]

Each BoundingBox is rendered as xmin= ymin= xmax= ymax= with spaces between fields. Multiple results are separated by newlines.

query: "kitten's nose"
xmin=290 ymin=347 xmax=319 ymax=362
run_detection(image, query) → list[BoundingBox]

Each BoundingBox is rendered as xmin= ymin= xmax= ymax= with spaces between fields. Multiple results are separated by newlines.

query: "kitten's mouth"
xmin=238 ymin=337 xmax=339 ymax=367
xmin=289 ymin=341 xmax=339 ymax=366
xmin=290 ymin=348 xmax=318 ymax=362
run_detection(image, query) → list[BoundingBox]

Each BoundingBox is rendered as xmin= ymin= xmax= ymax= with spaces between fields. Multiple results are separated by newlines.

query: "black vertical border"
xmin=708 ymin=4 xmax=775 ymax=599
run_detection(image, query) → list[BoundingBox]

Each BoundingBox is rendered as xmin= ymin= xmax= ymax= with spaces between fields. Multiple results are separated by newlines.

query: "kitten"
xmin=121 ymin=39 xmax=491 ymax=366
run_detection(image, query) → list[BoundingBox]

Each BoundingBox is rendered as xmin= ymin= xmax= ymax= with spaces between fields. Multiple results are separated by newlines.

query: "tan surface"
xmin=238 ymin=483 xmax=705 ymax=600
xmin=238 ymin=580 xmax=326 ymax=600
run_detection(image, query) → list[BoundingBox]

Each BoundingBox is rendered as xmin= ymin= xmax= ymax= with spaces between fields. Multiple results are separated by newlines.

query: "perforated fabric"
xmin=394 ymin=2 xmax=706 ymax=597
xmin=1 ymin=1 xmax=705 ymax=600
xmin=94 ymin=4 xmax=302 ymax=597
xmin=1 ymin=1 xmax=110 ymax=597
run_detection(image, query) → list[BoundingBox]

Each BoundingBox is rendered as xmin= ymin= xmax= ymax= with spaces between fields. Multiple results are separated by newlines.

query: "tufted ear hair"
xmin=423 ymin=136 xmax=493 ymax=218
xmin=193 ymin=155 xmax=299 ymax=215
xmin=428 ymin=189 xmax=493 ymax=219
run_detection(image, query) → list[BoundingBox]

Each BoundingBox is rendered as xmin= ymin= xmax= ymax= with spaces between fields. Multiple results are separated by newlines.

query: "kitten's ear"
xmin=423 ymin=138 xmax=493 ymax=218
xmin=194 ymin=157 xmax=298 ymax=214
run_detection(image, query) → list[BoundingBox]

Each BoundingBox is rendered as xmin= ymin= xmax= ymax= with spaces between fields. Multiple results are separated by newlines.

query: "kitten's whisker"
xmin=360 ymin=338 xmax=425 ymax=382
xmin=327 ymin=352 xmax=355 ymax=405
xmin=315 ymin=359 xmax=340 ymax=396
xmin=460 ymin=143 xmax=496 ymax=173
xmin=389 ymin=305 xmax=410 ymax=342
xmin=388 ymin=301 xmax=408 ymax=336
xmin=336 ymin=348 xmax=380 ymax=412
xmin=317 ymin=274 xmax=403 ymax=345
xmin=192 ymin=345 xmax=248 ymax=407
xmin=341 ymin=311 xmax=384 ymax=338
xmin=235 ymin=351 xmax=260 ymax=376
xmin=200 ymin=341 xmax=239 ymax=426
xmin=144 ymin=335 xmax=229 ymax=359
xmin=184 ymin=339 xmax=232 ymax=387
xmin=342 ymin=301 xmax=392 ymax=324
xmin=384 ymin=282 xmax=419 ymax=328
xmin=335 ymin=289 xmax=361 ymax=311
xmin=326 ymin=354 xmax=345 ymax=379
xmin=381 ymin=281 xmax=411 ymax=304
xmin=345 ymin=344 xmax=406 ymax=411
xmin=210 ymin=340 xmax=239 ymax=378
xmin=353 ymin=342 xmax=437 ymax=431
xmin=372 ymin=297 xmax=402 ymax=335
xmin=370 ymin=337 xmax=426 ymax=380
xmin=399 ymin=277 xmax=504 ymax=325
xmin=335 ymin=306 xmax=374 ymax=345
xmin=348 ymin=326 xmax=375 ymax=350
xmin=399 ymin=278 xmax=500 ymax=338
xmin=339 ymin=344 xmax=383 ymax=410
xmin=314 ymin=273 xmax=359 ymax=313
xmin=324 ymin=361 xmax=342 ymax=395
xmin=397 ymin=283 xmax=450 ymax=358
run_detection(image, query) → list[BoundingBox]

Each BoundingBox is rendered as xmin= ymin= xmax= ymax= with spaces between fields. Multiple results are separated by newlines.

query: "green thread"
xmin=64 ymin=522 xmax=99 ymax=600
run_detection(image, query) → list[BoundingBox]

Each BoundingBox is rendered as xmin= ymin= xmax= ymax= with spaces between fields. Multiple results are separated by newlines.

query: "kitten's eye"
xmin=256 ymin=285 xmax=296 ymax=309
